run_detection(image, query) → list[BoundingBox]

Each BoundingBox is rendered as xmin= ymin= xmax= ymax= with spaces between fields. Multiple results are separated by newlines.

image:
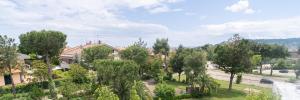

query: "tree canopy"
xmin=93 ymin=60 xmax=139 ymax=100
xmin=19 ymin=30 xmax=66 ymax=57
xmin=19 ymin=30 xmax=67 ymax=98
xmin=170 ymin=45 xmax=185 ymax=81
xmin=184 ymin=50 xmax=207 ymax=89
xmin=0 ymin=35 xmax=18 ymax=96
xmin=82 ymin=45 xmax=113 ymax=64
xmin=213 ymin=34 xmax=252 ymax=90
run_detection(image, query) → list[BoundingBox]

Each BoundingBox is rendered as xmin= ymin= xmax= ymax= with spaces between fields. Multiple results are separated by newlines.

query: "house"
xmin=60 ymin=41 xmax=120 ymax=65
xmin=0 ymin=54 xmax=31 ymax=86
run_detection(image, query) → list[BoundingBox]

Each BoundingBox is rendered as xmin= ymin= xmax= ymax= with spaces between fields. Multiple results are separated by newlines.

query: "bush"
xmin=154 ymin=83 xmax=175 ymax=100
xmin=53 ymin=70 xmax=69 ymax=79
xmin=175 ymin=94 xmax=193 ymax=99
xmin=236 ymin=74 xmax=242 ymax=84
xmin=0 ymin=79 xmax=66 ymax=94
xmin=68 ymin=64 xmax=89 ymax=84
xmin=59 ymin=81 xmax=78 ymax=99
xmin=0 ymin=94 xmax=14 ymax=100
xmin=29 ymin=85 xmax=45 ymax=100
xmin=94 ymin=86 xmax=119 ymax=100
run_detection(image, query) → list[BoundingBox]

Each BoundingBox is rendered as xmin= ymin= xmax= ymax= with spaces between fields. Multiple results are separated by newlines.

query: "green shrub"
xmin=59 ymin=81 xmax=78 ymax=99
xmin=236 ymin=74 xmax=242 ymax=84
xmin=0 ymin=79 xmax=66 ymax=94
xmin=0 ymin=94 xmax=14 ymax=100
xmin=29 ymin=85 xmax=45 ymax=100
xmin=53 ymin=70 xmax=69 ymax=79
xmin=154 ymin=83 xmax=175 ymax=100
xmin=175 ymin=94 xmax=193 ymax=99
xmin=69 ymin=64 xmax=89 ymax=84
xmin=94 ymin=86 xmax=119 ymax=100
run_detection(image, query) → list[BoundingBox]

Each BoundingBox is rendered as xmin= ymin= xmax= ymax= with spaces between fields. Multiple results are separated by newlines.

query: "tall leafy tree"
xmin=31 ymin=60 xmax=48 ymax=82
xmin=0 ymin=35 xmax=18 ymax=97
xmin=268 ymin=45 xmax=289 ymax=76
xmin=153 ymin=38 xmax=170 ymax=71
xmin=294 ymin=59 xmax=300 ymax=79
xmin=170 ymin=45 xmax=185 ymax=81
xmin=93 ymin=60 xmax=139 ymax=100
xmin=213 ymin=34 xmax=252 ymax=90
xmin=251 ymin=55 xmax=262 ymax=73
xmin=120 ymin=44 xmax=148 ymax=76
xmin=19 ymin=30 xmax=67 ymax=98
xmin=184 ymin=50 xmax=207 ymax=89
xmin=82 ymin=45 xmax=113 ymax=64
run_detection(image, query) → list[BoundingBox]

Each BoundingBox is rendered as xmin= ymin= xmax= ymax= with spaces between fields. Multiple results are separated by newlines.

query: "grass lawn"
xmin=171 ymin=73 xmax=273 ymax=100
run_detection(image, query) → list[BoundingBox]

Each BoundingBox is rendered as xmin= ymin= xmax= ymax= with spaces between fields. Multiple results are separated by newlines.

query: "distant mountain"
xmin=253 ymin=38 xmax=300 ymax=51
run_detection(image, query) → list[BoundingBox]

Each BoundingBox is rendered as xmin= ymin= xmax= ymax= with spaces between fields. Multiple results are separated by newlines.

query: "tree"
xmin=19 ymin=30 xmax=67 ymax=98
xmin=213 ymin=34 xmax=252 ymax=90
xmin=31 ymin=60 xmax=49 ymax=82
xmin=154 ymin=83 xmax=175 ymax=100
xmin=130 ymin=85 xmax=141 ymax=100
xmin=94 ymin=86 xmax=119 ymax=100
xmin=268 ymin=45 xmax=289 ymax=76
xmin=251 ymin=55 xmax=262 ymax=73
xmin=184 ymin=50 xmax=207 ymax=90
xmin=134 ymin=38 xmax=147 ymax=47
xmin=68 ymin=64 xmax=88 ymax=83
xmin=294 ymin=59 xmax=300 ymax=79
xmin=148 ymin=57 xmax=163 ymax=81
xmin=198 ymin=44 xmax=216 ymax=61
xmin=120 ymin=44 xmax=148 ymax=76
xmin=196 ymin=74 xmax=220 ymax=95
xmin=59 ymin=81 xmax=77 ymax=99
xmin=170 ymin=45 xmax=185 ymax=81
xmin=82 ymin=45 xmax=113 ymax=64
xmin=93 ymin=60 xmax=139 ymax=100
xmin=153 ymin=38 xmax=170 ymax=71
xmin=133 ymin=81 xmax=152 ymax=100
xmin=0 ymin=35 xmax=18 ymax=97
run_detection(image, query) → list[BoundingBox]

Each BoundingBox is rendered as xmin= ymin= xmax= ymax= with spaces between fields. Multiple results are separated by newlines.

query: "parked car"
xmin=260 ymin=78 xmax=273 ymax=84
xmin=279 ymin=69 xmax=289 ymax=73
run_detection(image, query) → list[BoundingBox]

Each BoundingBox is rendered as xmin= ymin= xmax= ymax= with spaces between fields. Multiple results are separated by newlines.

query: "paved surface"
xmin=273 ymin=81 xmax=300 ymax=100
xmin=207 ymin=69 xmax=289 ymax=88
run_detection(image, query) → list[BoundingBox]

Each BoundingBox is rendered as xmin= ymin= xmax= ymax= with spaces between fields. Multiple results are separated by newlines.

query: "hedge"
xmin=0 ymin=79 xmax=66 ymax=94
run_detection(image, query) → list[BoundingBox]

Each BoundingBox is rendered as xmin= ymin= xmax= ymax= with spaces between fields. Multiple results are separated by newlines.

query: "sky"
xmin=1 ymin=0 xmax=300 ymax=47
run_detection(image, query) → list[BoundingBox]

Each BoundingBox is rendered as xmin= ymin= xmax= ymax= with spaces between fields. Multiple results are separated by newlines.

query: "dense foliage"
xmin=170 ymin=45 xmax=185 ymax=81
xmin=154 ymin=83 xmax=175 ymax=100
xmin=19 ymin=30 xmax=67 ymax=98
xmin=213 ymin=34 xmax=252 ymax=90
xmin=0 ymin=35 xmax=18 ymax=96
xmin=68 ymin=64 xmax=89 ymax=83
xmin=94 ymin=86 xmax=119 ymax=100
xmin=153 ymin=38 xmax=170 ymax=70
xmin=93 ymin=60 xmax=139 ymax=100
xmin=120 ymin=44 xmax=149 ymax=76
xmin=82 ymin=45 xmax=113 ymax=64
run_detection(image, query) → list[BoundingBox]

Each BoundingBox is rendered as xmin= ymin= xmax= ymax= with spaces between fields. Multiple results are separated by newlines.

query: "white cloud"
xmin=148 ymin=5 xmax=183 ymax=14
xmin=201 ymin=17 xmax=300 ymax=39
xmin=225 ymin=0 xmax=256 ymax=14
xmin=0 ymin=0 xmax=180 ymax=46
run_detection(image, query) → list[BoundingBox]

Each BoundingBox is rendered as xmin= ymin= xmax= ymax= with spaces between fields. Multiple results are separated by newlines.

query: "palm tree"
xmin=0 ymin=35 xmax=18 ymax=97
